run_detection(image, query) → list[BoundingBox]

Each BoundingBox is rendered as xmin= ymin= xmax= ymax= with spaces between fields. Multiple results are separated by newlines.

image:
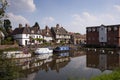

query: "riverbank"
xmin=0 ymin=44 xmax=19 ymax=50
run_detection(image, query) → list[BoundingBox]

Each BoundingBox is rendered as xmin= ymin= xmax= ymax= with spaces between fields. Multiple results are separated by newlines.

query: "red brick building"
xmin=86 ymin=24 xmax=120 ymax=47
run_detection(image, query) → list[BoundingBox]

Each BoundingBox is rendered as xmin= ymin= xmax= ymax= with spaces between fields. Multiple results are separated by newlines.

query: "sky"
xmin=5 ymin=0 xmax=120 ymax=34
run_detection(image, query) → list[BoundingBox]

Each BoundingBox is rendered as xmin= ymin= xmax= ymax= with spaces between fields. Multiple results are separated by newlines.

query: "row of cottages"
xmin=12 ymin=23 xmax=71 ymax=46
xmin=86 ymin=24 xmax=120 ymax=47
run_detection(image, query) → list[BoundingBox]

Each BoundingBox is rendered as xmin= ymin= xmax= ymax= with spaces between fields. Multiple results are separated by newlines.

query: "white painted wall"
xmin=13 ymin=34 xmax=30 ymax=46
xmin=99 ymin=26 xmax=107 ymax=42
xmin=99 ymin=54 xmax=107 ymax=71
xmin=44 ymin=36 xmax=52 ymax=42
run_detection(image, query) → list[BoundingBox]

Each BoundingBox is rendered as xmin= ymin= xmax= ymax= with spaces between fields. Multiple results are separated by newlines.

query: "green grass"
xmin=68 ymin=68 xmax=120 ymax=80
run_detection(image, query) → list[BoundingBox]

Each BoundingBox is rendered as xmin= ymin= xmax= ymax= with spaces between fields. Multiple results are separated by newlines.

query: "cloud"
xmin=113 ymin=5 xmax=120 ymax=12
xmin=70 ymin=12 xmax=119 ymax=34
xmin=7 ymin=13 xmax=29 ymax=28
xmin=41 ymin=17 xmax=55 ymax=25
xmin=7 ymin=0 xmax=36 ymax=12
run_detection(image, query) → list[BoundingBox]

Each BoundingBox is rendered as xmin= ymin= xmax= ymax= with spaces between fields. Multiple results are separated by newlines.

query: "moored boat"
xmin=34 ymin=48 xmax=53 ymax=55
xmin=3 ymin=51 xmax=31 ymax=58
xmin=53 ymin=46 xmax=70 ymax=53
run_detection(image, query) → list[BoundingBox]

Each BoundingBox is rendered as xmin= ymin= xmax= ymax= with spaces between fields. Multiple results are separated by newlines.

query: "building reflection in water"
xmin=15 ymin=50 xmax=86 ymax=79
xmin=86 ymin=49 xmax=120 ymax=72
xmin=19 ymin=52 xmax=71 ymax=78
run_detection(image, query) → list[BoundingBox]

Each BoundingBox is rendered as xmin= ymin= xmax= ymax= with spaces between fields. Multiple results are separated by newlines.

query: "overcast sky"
xmin=6 ymin=0 xmax=120 ymax=34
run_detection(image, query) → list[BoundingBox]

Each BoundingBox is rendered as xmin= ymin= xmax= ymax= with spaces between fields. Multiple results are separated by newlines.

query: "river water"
xmin=19 ymin=49 xmax=119 ymax=80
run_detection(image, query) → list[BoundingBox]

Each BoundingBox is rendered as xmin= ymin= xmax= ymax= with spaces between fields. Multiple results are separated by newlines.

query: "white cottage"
xmin=12 ymin=24 xmax=43 ymax=46
xmin=42 ymin=26 xmax=53 ymax=42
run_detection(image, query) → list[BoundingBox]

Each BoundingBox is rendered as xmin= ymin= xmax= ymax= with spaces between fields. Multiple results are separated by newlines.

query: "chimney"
xmin=19 ymin=24 xmax=22 ymax=28
xmin=56 ymin=24 xmax=60 ymax=29
xmin=25 ymin=24 xmax=30 ymax=27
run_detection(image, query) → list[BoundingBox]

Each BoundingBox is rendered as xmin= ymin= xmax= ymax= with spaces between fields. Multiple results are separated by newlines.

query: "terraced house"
xmin=12 ymin=23 xmax=71 ymax=46
xmin=12 ymin=23 xmax=43 ymax=46
xmin=51 ymin=24 xmax=70 ymax=43
xmin=41 ymin=25 xmax=53 ymax=43
xmin=86 ymin=24 xmax=120 ymax=47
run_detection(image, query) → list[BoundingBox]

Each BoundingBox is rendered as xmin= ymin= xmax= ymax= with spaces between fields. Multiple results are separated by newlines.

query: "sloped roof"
xmin=30 ymin=26 xmax=41 ymax=34
xmin=51 ymin=26 xmax=69 ymax=35
xmin=12 ymin=27 xmax=31 ymax=35
xmin=30 ymin=22 xmax=41 ymax=34
xmin=41 ymin=26 xmax=52 ymax=37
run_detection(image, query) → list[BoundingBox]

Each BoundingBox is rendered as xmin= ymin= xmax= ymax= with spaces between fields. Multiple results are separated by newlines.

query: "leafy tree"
xmin=0 ymin=0 xmax=8 ymax=18
xmin=0 ymin=0 xmax=10 ymax=36
xmin=4 ymin=19 xmax=12 ymax=34
xmin=0 ymin=1 xmax=22 ymax=80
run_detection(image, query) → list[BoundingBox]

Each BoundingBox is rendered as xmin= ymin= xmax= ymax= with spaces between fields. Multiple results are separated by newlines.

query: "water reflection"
xmin=86 ymin=49 xmax=120 ymax=72
xmin=18 ymin=52 xmax=71 ymax=79
xmin=4 ymin=49 xmax=118 ymax=80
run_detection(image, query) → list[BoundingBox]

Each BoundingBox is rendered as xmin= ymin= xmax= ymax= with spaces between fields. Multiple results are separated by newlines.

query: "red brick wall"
xmin=86 ymin=27 xmax=99 ymax=45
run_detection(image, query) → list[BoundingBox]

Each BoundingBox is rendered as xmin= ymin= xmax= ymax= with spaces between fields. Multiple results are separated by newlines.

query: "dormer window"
xmin=46 ymin=32 xmax=49 ymax=35
xmin=31 ymin=30 xmax=34 ymax=33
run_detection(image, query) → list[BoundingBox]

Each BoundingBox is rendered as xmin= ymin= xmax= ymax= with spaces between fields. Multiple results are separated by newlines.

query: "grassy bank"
xmin=68 ymin=68 xmax=120 ymax=80
xmin=90 ymin=68 xmax=120 ymax=80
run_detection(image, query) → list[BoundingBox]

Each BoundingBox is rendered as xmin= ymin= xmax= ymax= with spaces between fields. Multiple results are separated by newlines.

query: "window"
xmin=101 ymin=28 xmax=103 ymax=30
xmin=88 ymin=28 xmax=91 ymax=32
xmin=92 ymin=28 xmax=96 ymax=32
xmin=108 ymin=37 xmax=110 ymax=41
xmin=108 ymin=27 xmax=111 ymax=31
xmin=31 ymin=30 xmax=34 ymax=33
xmin=114 ymin=27 xmax=118 ymax=31
xmin=101 ymin=37 xmax=103 ymax=40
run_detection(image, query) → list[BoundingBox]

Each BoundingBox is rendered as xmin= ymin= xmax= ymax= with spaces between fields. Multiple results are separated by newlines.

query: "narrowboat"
xmin=53 ymin=46 xmax=70 ymax=53
xmin=34 ymin=48 xmax=53 ymax=55
xmin=3 ymin=51 xmax=31 ymax=58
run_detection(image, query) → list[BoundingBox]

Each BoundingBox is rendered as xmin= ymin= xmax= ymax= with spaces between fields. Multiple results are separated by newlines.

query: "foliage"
xmin=4 ymin=19 xmax=12 ymax=34
xmin=34 ymin=38 xmax=43 ymax=42
xmin=90 ymin=68 xmax=120 ymax=80
xmin=67 ymin=68 xmax=120 ymax=80
xmin=0 ymin=25 xmax=8 ymax=36
xmin=0 ymin=1 xmax=21 ymax=80
xmin=0 ymin=0 xmax=8 ymax=18
xmin=68 ymin=77 xmax=85 ymax=80
xmin=60 ymin=40 xmax=65 ymax=45
xmin=1 ymin=36 xmax=14 ymax=45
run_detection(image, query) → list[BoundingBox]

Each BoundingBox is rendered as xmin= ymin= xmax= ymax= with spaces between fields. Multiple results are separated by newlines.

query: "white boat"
xmin=34 ymin=48 xmax=53 ymax=54
xmin=3 ymin=51 xmax=31 ymax=58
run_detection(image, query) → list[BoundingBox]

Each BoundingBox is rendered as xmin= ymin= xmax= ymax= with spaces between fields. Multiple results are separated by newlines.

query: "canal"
xmin=17 ymin=49 xmax=120 ymax=80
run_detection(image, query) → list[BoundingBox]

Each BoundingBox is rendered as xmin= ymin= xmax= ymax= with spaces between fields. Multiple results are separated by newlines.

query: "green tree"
xmin=0 ymin=0 xmax=8 ymax=18
xmin=4 ymin=19 xmax=12 ymax=35
xmin=0 ymin=1 xmax=22 ymax=80
xmin=0 ymin=0 xmax=8 ymax=35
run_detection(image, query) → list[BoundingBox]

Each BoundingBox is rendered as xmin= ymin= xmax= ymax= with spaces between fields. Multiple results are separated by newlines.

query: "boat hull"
xmin=53 ymin=46 xmax=70 ymax=53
